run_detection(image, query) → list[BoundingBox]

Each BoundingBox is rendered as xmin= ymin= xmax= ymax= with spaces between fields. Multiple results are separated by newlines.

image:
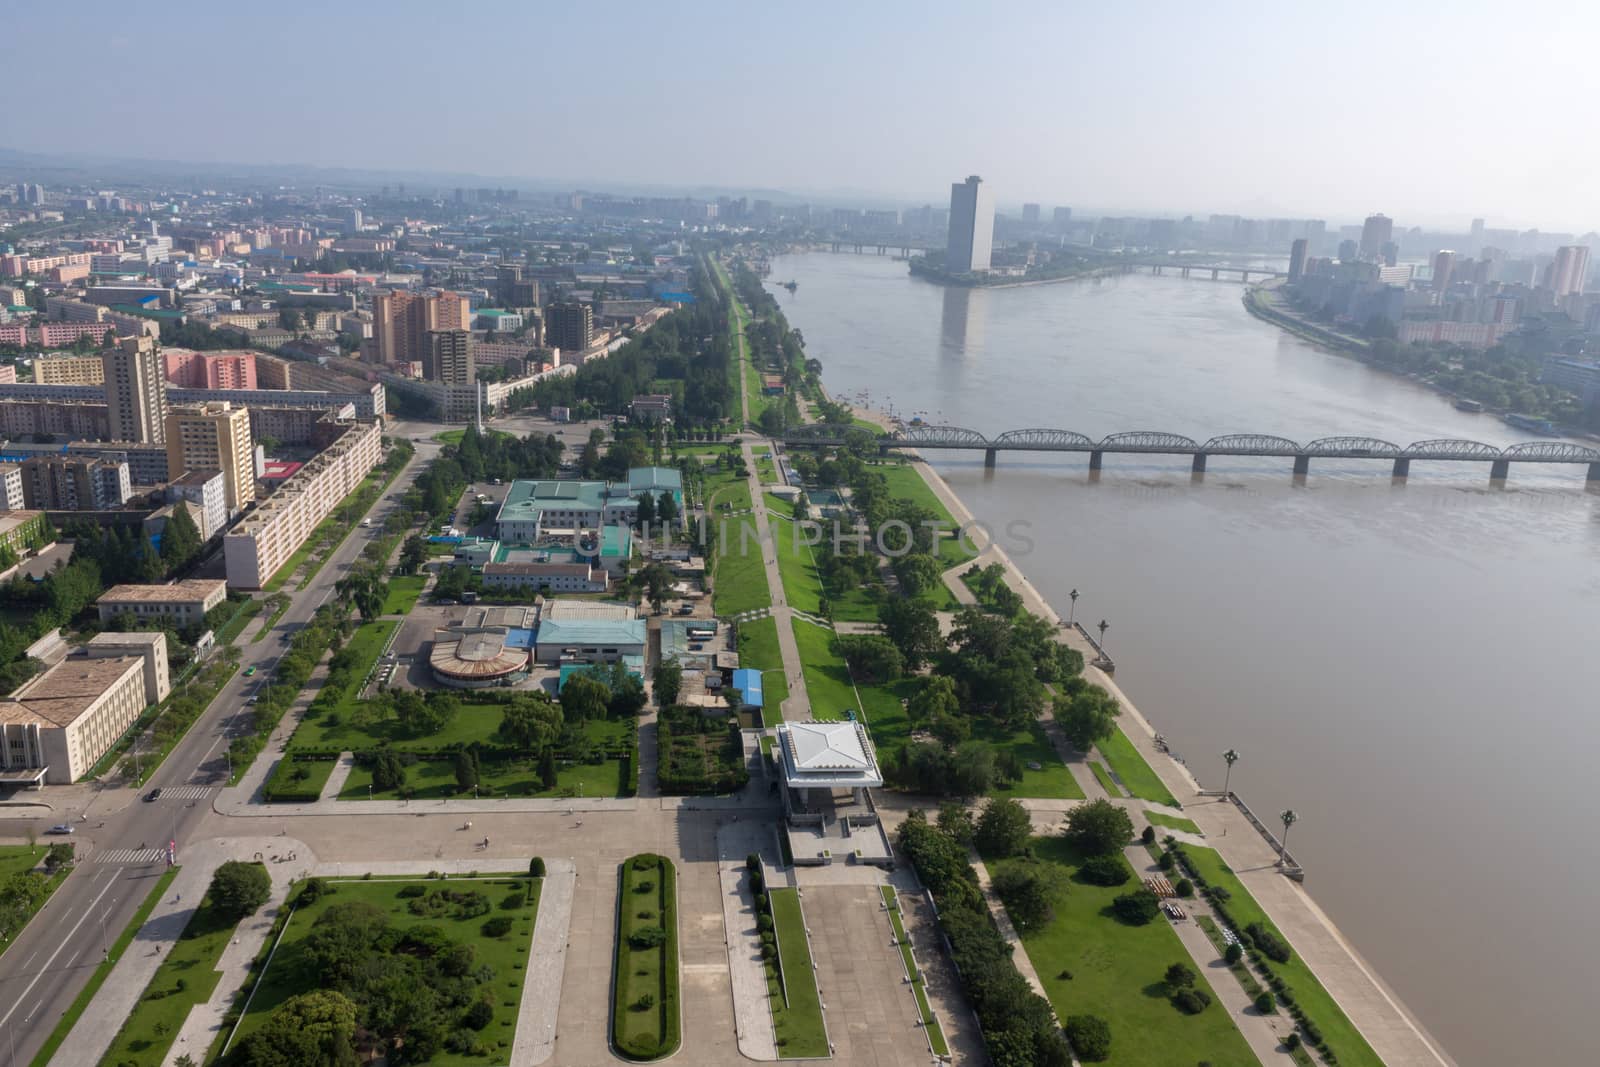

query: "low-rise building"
xmin=0 ymin=631 xmax=169 ymax=785
xmin=165 ymin=469 xmax=227 ymax=539
xmin=532 ymin=600 xmax=645 ymax=666
xmin=0 ymin=510 xmax=47 ymax=555
xmin=95 ymin=578 xmax=227 ymax=627
xmin=223 ymin=420 xmax=383 ymax=589
xmin=630 ymin=394 xmax=672 ymax=422
xmin=482 ymin=560 xmax=609 ymax=594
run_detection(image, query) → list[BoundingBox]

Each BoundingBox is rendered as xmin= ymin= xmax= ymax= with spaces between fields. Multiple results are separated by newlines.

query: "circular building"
xmin=429 ymin=628 xmax=532 ymax=689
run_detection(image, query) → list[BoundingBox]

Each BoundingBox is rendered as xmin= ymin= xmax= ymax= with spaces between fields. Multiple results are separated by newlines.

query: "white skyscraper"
xmin=945 ymin=175 xmax=994 ymax=274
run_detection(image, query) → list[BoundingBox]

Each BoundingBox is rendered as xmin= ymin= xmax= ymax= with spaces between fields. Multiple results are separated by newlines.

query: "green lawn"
xmin=767 ymin=887 xmax=827 ymax=1058
xmin=1179 ymin=846 xmax=1383 ymax=1067
xmin=787 ymin=618 xmax=915 ymax=754
xmin=306 ymin=619 xmax=396 ymax=722
xmin=216 ymin=598 xmax=264 ymax=644
xmin=1007 ymin=837 xmax=1257 ymax=1067
xmin=712 ymin=515 xmax=769 ymax=616
xmin=1096 ymin=727 xmax=1179 ymax=807
xmin=613 ymin=855 xmax=680 ymax=1060
xmin=735 ymin=616 xmax=789 ymax=721
xmin=99 ymin=874 xmax=253 ymax=1064
xmin=380 ymin=574 xmax=427 ymax=615
xmin=340 ymin=750 xmax=627 ymax=801
xmin=227 ymin=876 xmax=539 ymax=1064
xmin=1089 ymin=760 xmax=1123 ymax=797
xmin=263 ymin=755 xmax=338 ymax=803
xmin=975 ymin=719 xmax=1085 ymax=800
xmin=880 ymin=887 xmax=948 ymax=1056
xmin=29 ymin=867 xmax=180 ymax=1067
xmin=766 ymin=513 xmax=824 ymax=617
xmin=1145 ymin=811 xmax=1201 ymax=835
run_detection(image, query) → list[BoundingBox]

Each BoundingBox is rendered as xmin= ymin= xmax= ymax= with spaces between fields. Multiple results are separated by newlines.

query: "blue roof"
xmin=731 ymin=668 xmax=764 ymax=708
xmin=505 ymin=627 xmax=537 ymax=649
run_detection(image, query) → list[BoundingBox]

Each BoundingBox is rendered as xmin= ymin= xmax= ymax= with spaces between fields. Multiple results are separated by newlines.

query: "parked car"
xmin=243 ymin=666 xmax=256 ymax=677
xmin=143 ymin=788 xmax=162 ymax=802
xmin=46 ymin=824 xmax=74 ymax=835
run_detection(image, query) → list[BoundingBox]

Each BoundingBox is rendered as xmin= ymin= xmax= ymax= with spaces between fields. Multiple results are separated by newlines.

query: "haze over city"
xmin=5 ymin=0 xmax=1600 ymax=228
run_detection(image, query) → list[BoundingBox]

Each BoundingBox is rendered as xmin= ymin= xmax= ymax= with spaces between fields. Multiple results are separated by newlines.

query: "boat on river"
xmin=1453 ymin=398 xmax=1484 ymax=413
xmin=1502 ymin=412 xmax=1559 ymax=436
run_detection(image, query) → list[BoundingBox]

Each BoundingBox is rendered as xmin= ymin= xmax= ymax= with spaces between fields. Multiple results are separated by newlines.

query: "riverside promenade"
xmin=842 ymin=402 xmax=1458 ymax=1067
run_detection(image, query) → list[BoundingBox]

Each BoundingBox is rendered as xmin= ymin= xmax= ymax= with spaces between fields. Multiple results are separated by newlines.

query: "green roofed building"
xmin=495 ymin=468 xmax=684 ymax=541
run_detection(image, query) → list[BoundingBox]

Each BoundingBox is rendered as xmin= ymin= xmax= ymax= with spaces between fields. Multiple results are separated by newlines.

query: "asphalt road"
xmin=0 ymin=422 xmax=445 ymax=1065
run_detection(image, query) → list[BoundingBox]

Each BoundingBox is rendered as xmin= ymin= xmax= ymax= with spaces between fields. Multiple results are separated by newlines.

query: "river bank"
xmin=832 ymin=389 xmax=1456 ymax=1066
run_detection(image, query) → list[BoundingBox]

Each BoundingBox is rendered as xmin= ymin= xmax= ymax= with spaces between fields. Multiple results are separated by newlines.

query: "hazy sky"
xmin=7 ymin=1 xmax=1598 ymax=230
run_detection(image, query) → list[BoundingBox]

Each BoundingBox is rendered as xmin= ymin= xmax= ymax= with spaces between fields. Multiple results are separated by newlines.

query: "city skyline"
xmin=4 ymin=2 xmax=1599 ymax=231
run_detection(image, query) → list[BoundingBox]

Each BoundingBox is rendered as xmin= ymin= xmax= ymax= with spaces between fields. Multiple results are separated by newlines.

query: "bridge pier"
xmin=1589 ymin=462 xmax=1600 ymax=483
xmin=1292 ymin=455 xmax=1310 ymax=476
xmin=1490 ymin=459 xmax=1510 ymax=480
xmin=984 ymin=448 xmax=997 ymax=470
xmin=1211 ymin=268 xmax=1220 ymax=280
xmin=1191 ymin=453 xmax=1207 ymax=473
xmin=1392 ymin=458 xmax=1410 ymax=478
xmin=1089 ymin=450 xmax=1104 ymax=472
xmin=1181 ymin=266 xmax=1191 ymax=278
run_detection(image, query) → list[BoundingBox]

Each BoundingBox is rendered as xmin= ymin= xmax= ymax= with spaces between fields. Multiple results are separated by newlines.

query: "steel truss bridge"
xmin=781 ymin=424 xmax=1600 ymax=482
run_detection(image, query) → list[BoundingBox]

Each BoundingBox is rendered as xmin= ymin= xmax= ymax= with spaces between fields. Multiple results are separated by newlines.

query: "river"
xmin=765 ymin=252 xmax=1600 ymax=1067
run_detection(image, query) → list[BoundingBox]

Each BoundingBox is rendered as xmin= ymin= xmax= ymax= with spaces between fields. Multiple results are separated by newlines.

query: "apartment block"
xmin=102 ymin=335 xmax=167 ymax=444
xmin=371 ymin=289 xmax=470 ymax=364
xmin=223 ymin=420 xmax=382 ymax=589
xmin=0 ymin=465 xmax=21 ymax=510
xmin=36 ymin=354 xmax=107 ymax=384
xmin=165 ymin=402 xmax=255 ymax=516
xmin=20 ymin=454 xmax=131 ymax=510
xmin=162 ymin=348 xmax=257 ymax=389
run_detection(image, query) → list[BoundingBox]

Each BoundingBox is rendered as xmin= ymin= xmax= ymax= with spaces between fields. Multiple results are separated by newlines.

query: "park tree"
xmin=1164 ymin=961 xmax=1197 ymax=991
xmin=653 ymin=656 xmax=683 ymax=706
xmin=634 ymin=562 xmax=674 ymax=612
xmin=1111 ymin=888 xmax=1160 ymax=925
xmin=949 ymin=740 xmax=997 ymax=796
xmin=974 ymin=797 xmax=1033 ymax=858
xmin=398 ymin=534 xmax=427 ymax=575
xmin=657 ymin=489 xmax=678 ymax=524
xmin=559 ymin=673 xmax=610 ymax=722
xmin=371 ymin=749 xmax=408 ymax=792
xmin=992 ymin=860 xmax=1060 ymax=930
xmin=539 ymin=747 xmax=559 ymax=790
xmin=237 ymin=990 xmax=359 ymax=1067
xmin=1062 ymin=798 xmax=1135 ymax=857
xmin=936 ymin=800 xmax=975 ymax=845
xmin=1064 ymin=1015 xmax=1112 ymax=1063
xmin=907 ymin=674 xmax=961 ymax=726
xmin=892 ymin=552 xmax=942 ymax=598
xmin=877 ymin=597 xmax=943 ymax=669
xmin=1056 ymin=684 xmax=1121 ymax=752
xmin=454 ymin=748 xmax=480 ymax=792
xmin=393 ymin=690 xmax=451 ymax=737
xmin=500 ymin=693 xmax=562 ymax=750
xmin=635 ymin=491 xmax=656 ymax=527
xmin=158 ymin=505 xmax=202 ymax=573
xmin=835 ymin=634 xmax=904 ymax=682
xmin=209 ymin=860 xmax=271 ymax=919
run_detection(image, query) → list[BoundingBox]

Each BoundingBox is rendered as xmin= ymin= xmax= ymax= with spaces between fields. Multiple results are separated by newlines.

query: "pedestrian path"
xmin=318 ymin=752 xmax=355 ymax=800
xmin=97 ymin=847 xmax=168 ymax=864
xmin=513 ymin=858 xmax=575 ymax=1067
xmin=716 ymin=823 xmax=778 ymax=1061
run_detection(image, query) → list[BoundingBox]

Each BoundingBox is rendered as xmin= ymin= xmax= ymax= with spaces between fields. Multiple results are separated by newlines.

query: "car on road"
xmin=246 ymin=695 xmax=257 ymax=705
xmin=243 ymin=666 xmax=256 ymax=676
xmin=46 ymin=824 xmax=74 ymax=835
xmin=144 ymin=788 xmax=162 ymax=802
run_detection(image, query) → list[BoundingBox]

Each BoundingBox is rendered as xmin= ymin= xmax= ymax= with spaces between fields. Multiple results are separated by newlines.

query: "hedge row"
xmin=656 ymin=708 xmax=748 ymax=795
xmin=1167 ymin=842 xmax=1342 ymax=1064
xmin=611 ymin=854 xmax=679 ymax=1060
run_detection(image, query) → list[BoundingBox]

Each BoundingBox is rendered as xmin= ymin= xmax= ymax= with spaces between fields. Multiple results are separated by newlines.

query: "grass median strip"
xmin=1145 ymin=810 xmax=1201 ymax=835
xmin=249 ymin=594 xmax=291 ymax=643
xmin=765 ymin=886 xmax=827 ymax=1058
xmin=735 ymin=615 xmax=789 ymax=721
xmin=1089 ymin=759 xmax=1123 ymax=797
xmin=1096 ymin=725 xmax=1179 ymax=806
xmin=880 ymin=886 xmax=948 ymax=1056
xmin=613 ymin=854 xmax=680 ymax=1060
xmin=30 ymin=866 xmax=180 ymax=1067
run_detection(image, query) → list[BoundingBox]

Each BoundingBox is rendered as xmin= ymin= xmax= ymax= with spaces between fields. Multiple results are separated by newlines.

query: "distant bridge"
xmin=781 ymin=424 xmax=1600 ymax=482
xmin=1112 ymin=260 xmax=1286 ymax=282
xmin=804 ymin=243 xmax=1283 ymax=281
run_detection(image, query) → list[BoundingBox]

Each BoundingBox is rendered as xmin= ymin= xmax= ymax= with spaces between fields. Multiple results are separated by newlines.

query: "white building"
xmin=96 ymin=578 xmax=228 ymax=627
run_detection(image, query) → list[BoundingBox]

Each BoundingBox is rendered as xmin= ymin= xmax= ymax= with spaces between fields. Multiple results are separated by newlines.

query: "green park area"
xmin=873 ymin=462 xmax=978 ymax=568
xmin=880 ymin=887 xmax=948 ymax=1056
xmin=1007 ymin=835 xmax=1257 ymax=1067
xmin=0 ymin=845 xmax=71 ymax=962
xmin=1177 ymin=845 xmax=1382 ymax=1067
xmin=1096 ymin=727 xmax=1179 ymax=807
xmin=711 ymin=517 xmax=768 ymax=616
xmin=977 ymin=720 xmax=1084 ymax=800
xmin=766 ymin=513 xmax=825 ymax=617
xmin=380 ymin=574 xmax=427 ymax=615
xmin=612 ymin=855 xmax=680 ymax=1060
xmin=766 ymin=886 xmax=827 ymax=1058
xmin=225 ymin=874 xmax=541 ymax=1065
xmin=1145 ymin=810 xmax=1200 ymax=835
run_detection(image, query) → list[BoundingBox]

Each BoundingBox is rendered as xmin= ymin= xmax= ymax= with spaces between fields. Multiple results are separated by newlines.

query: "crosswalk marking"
xmin=155 ymin=786 xmax=212 ymax=801
xmin=97 ymin=848 xmax=168 ymax=865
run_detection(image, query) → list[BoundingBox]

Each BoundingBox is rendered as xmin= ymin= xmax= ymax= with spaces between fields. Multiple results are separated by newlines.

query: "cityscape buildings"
xmin=165 ymin=402 xmax=255 ymax=516
xmin=101 ymin=336 xmax=167 ymax=445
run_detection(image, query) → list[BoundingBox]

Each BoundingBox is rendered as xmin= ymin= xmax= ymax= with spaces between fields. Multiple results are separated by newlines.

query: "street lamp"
xmin=1097 ymin=619 xmax=1109 ymax=650
xmin=1278 ymin=810 xmax=1298 ymax=865
xmin=1221 ymin=749 xmax=1239 ymax=796
xmin=1068 ymin=589 xmax=1079 ymax=627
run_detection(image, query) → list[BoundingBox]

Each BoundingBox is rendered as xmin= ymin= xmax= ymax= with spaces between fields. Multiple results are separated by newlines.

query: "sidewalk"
xmin=740 ymin=438 xmax=812 ymax=721
xmin=318 ymin=752 xmax=355 ymax=800
xmin=513 ymin=858 xmax=575 ymax=1067
xmin=715 ymin=822 xmax=777 ymax=1061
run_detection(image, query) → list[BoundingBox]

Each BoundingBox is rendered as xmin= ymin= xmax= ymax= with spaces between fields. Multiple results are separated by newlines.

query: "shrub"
xmin=1224 ymin=942 xmax=1243 ymax=965
xmin=1172 ymin=988 xmax=1213 ymax=1015
xmin=528 ymin=857 xmax=545 ymax=878
xmin=628 ymin=926 xmax=667 ymax=950
xmin=1064 ymin=1014 xmax=1112 ymax=1062
xmin=463 ymin=999 xmax=494 ymax=1030
xmin=1174 ymin=877 xmax=1194 ymax=897
xmin=1078 ymin=854 xmax=1131 ymax=886
xmin=481 ymin=916 xmax=514 ymax=938
xmin=398 ymin=884 xmax=427 ymax=899
xmin=757 ymin=913 xmax=773 ymax=933
xmin=632 ymin=856 xmax=656 ymax=871
xmin=746 ymin=853 xmax=760 ymax=871
xmin=631 ymin=993 xmax=655 ymax=1012
xmin=1246 ymin=922 xmax=1292 ymax=963
xmin=1158 ymin=850 xmax=1176 ymax=871
xmin=1111 ymin=888 xmax=1160 ymax=925
xmin=1285 ymin=1033 xmax=1302 ymax=1051
xmin=1255 ymin=991 xmax=1276 ymax=1013
xmin=1141 ymin=825 xmax=1156 ymax=844
xmin=209 ymin=861 xmax=271 ymax=919
xmin=1164 ymin=962 xmax=1196 ymax=990
xmin=634 ymin=879 xmax=655 ymax=894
